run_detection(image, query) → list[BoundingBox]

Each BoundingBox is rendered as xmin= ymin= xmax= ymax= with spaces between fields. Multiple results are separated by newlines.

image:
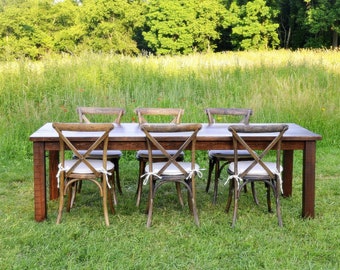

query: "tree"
xmin=0 ymin=0 xmax=144 ymax=59
xmin=0 ymin=0 xmax=56 ymax=60
xmin=79 ymin=0 xmax=144 ymax=54
xmin=304 ymin=0 xmax=340 ymax=48
xmin=142 ymin=0 xmax=228 ymax=55
xmin=276 ymin=0 xmax=314 ymax=49
xmin=230 ymin=0 xmax=280 ymax=50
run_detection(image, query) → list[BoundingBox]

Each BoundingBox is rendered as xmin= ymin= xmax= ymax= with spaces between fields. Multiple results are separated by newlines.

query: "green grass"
xmin=0 ymin=50 xmax=339 ymax=269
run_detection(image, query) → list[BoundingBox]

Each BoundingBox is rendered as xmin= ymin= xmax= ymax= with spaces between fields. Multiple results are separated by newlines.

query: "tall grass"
xmin=0 ymin=50 xmax=339 ymax=269
xmin=0 ymin=50 xmax=339 ymax=159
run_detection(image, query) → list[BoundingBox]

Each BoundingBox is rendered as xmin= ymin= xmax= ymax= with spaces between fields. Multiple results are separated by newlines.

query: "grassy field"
xmin=0 ymin=50 xmax=339 ymax=269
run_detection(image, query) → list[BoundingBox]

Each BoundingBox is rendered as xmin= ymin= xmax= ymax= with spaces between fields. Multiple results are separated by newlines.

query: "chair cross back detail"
xmin=228 ymin=124 xmax=288 ymax=179
xmin=135 ymin=108 xmax=184 ymax=125
xmin=77 ymin=107 xmax=125 ymax=124
xmin=53 ymin=123 xmax=113 ymax=178
xmin=142 ymin=124 xmax=201 ymax=178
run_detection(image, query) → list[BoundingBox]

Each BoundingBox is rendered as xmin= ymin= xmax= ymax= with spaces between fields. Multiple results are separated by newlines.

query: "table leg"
xmin=33 ymin=142 xmax=46 ymax=222
xmin=282 ymin=150 xmax=294 ymax=197
xmin=302 ymin=141 xmax=316 ymax=218
xmin=49 ymin=150 xmax=59 ymax=200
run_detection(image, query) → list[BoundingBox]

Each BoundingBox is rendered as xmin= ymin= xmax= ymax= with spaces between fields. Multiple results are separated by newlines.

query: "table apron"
xmin=43 ymin=140 xmax=307 ymax=151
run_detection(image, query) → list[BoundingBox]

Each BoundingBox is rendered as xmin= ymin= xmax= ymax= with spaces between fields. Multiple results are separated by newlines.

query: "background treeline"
xmin=0 ymin=0 xmax=339 ymax=60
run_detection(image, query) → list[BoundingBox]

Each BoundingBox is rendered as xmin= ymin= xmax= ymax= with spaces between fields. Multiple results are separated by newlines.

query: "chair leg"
xmin=146 ymin=181 xmax=154 ymax=228
xmin=68 ymin=183 xmax=77 ymax=210
xmin=266 ymin=183 xmax=272 ymax=213
xmin=225 ymin=180 xmax=234 ymax=213
xmin=187 ymin=180 xmax=199 ymax=226
xmin=76 ymin=181 xmax=82 ymax=193
xmin=231 ymin=180 xmax=240 ymax=228
xmin=213 ymin=159 xmax=220 ymax=204
xmin=102 ymin=180 xmax=110 ymax=226
xmin=56 ymin=183 xmax=65 ymax=224
xmin=191 ymin=194 xmax=200 ymax=226
xmin=107 ymin=184 xmax=115 ymax=215
xmin=56 ymin=197 xmax=64 ymax=224
xmin=111 ymin=172 xmax=118 ymax=206
xmin=113 ymin=158 xmax=123 ymax=195
xmin=146 ymin=198 xmax=153 ymax=228
xmin=136 ymin=160 xmax=145 ymax=207
xmin=176 ymin=182 xmax=184 ymax=207
xmin=206 ymin=158 xmax=215 ymax=193
xmin=275 ymin=180 xmax=283 ymax=227
xmin=251 ymin=182 xmax=259 ymax=205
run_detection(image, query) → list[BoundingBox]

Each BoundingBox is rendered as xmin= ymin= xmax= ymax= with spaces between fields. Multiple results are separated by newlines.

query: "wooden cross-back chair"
xmin=134 ymin=107 xmax=185 ymax=207
xmin=226 ymin=124 xmax=289 ymax=227
xmin=53 ymin=122 xmax=115 ymax=226
xmin=205 ymin=108 xmax=254 ymax=204
xmin=76 ymin=107 xmax=125 ymax=197
xmin=141 ymin=123 xmax=202 ymax=227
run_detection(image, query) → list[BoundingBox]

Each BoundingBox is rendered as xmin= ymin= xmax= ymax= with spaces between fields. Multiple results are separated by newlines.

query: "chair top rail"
xmin=52 ymin=122 xmax=114 ymax=132
xmin=135 ymin=108 xmax=184 ymax=124
xmin=205 ymin=108 xmax=252 ymax=124
xmin=229 ymin=124 xmax=288 ymax=133
xmin=77 ymin=107 xmax=125 ymax=124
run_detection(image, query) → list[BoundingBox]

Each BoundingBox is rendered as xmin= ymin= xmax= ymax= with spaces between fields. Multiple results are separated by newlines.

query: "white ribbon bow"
xmin=224 ymin=174 xmax=243 ymax=189
xmin=98 ymin=167 xmax=113 ymax=189
xmin=186 ymin=168 xmax=204 ymax=180
xmin=274 ymin=170 xmax=283 ymax=194
xmin=141 ymin=172 xmax=162 ymax=185
xmin=56 ymin=163 xmax=66 ymax=188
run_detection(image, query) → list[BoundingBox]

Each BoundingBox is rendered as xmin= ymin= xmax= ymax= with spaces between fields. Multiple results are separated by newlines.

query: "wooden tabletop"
xmin=30 ymin=122 xmax=322 ymax=142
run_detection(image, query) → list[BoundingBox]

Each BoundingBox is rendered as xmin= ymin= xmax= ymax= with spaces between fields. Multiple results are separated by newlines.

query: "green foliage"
xmin=79 ymin=0 xmax=143 ymax=54
xmin=143 ymin=0 xmax=229 ymax=54
xmin=0 ymin=0 xmax=143 ymax=59
xmin=231 ymin=0 xmax=280 ymax=50
xmin=0 ymin=0 xmax=339 ymax=58
xmin=304 ymin=0 xmax=340 ymax=48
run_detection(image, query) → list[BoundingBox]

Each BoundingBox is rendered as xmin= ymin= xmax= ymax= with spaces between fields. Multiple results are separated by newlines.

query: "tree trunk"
xmin=332 ymin=30 xmax=338 ymax=49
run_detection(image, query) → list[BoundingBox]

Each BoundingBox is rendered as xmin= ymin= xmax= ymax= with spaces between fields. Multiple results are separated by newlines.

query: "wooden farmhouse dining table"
xmin=29 ymin=122 xmax=322 ymax=222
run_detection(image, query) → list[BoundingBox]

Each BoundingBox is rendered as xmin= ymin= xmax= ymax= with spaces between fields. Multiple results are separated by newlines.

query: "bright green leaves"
xmin=143 ymin=0 xmax=228 ymax=55
xmin=231 ymin=0 xmax=280 ymax=50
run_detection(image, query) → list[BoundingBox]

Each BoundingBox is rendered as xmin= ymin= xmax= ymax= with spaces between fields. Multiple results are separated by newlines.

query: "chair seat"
xmin=228 ymin=161 xmax=282 ymax=177
xmin=137 ymin=150 xmax=184 ymax=159
xmin=78 ymin=150 xmax=122 ymax=159
xmin=145 ymin=162 xmax=199 ymax=176
xmin=208 ymin=149 xmax=251 ymax=159
xmin=64 ymin=159 xmax=114 ymax=174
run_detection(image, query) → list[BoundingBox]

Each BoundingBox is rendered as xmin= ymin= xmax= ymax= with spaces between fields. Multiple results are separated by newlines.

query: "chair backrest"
xmin=135 ymin=108 xmax=184 ymax=125
xmin=141 ymin=123 xmax=202 ymax=176
xmin=53 ymin=123 xmax=114 ymax=178
xmin=228 ymin=124 xmax=288 ymax=178
xmin=77 ymin=107 xmax=125 ymax=124
xmin=205 ymin=108 xmax=252 ymax=124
